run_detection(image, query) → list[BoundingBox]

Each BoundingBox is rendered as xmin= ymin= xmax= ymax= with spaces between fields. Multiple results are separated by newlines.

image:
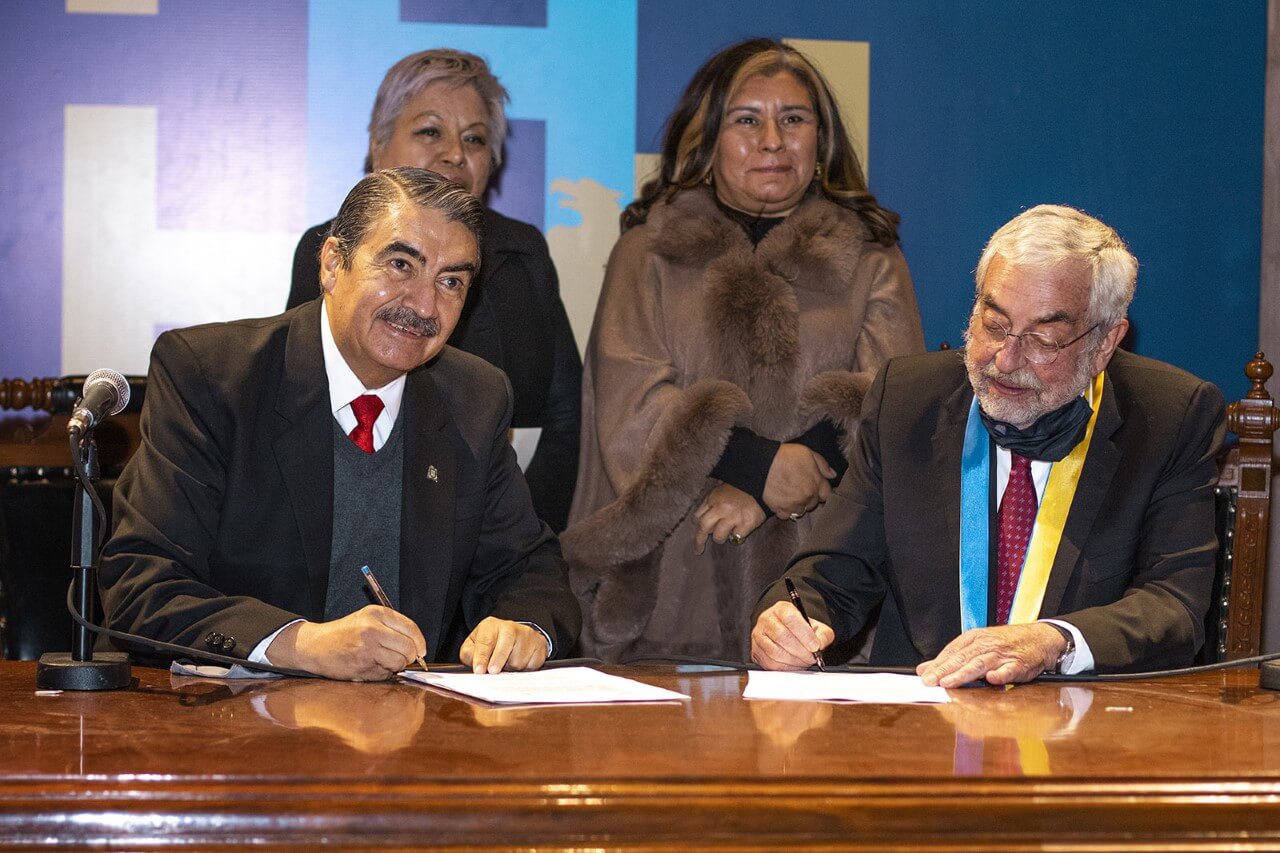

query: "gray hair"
xmin=975 ymin=204 xmax=1138 ymax=330
xmin=365 ymin=48 xmax=509 ymax=172
xmin=328 ymin=168 xmax=484 ymax=269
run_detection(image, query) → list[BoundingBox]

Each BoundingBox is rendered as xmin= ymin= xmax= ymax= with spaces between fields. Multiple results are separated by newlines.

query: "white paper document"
xmin=400 ymin=666 xmax=690 ymax=705
xmin=743 ymin=670 xmax=950 ymax=704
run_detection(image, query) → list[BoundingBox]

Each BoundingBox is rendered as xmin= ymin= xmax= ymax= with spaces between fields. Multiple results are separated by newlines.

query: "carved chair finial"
xmin=1227 ymin=354 xmax=1280 ymax=440
xmin=1245 ymin=352 xmax=1274 ymax=400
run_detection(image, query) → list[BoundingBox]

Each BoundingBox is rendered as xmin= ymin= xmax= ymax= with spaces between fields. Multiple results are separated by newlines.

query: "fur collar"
xmin=644 ymin=189 xmax=874 ymax=428
xmin=647 ymin=187 xmax=869 ymax=295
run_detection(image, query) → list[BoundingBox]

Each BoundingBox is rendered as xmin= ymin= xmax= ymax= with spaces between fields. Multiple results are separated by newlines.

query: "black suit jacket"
xmin=289 ymin=207 xmax=582 ymax=531
xmin=756 ymin=349 xmax=1226 ymax=672
xmin=100 ymin=300 xmax=581 ymax=663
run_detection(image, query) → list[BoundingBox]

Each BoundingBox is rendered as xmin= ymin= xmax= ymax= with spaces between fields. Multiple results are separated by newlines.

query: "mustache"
xmin=979 ymin=362 xmax=1043 ymax=392
xmin=962 ymin=324 xmax=1042 ymax=393
xmin=375 ymin=305 xmax=439 ymax=338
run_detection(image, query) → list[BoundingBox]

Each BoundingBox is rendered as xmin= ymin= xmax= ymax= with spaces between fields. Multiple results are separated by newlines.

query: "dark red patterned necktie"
xmin=996 ymin=453 xmax=1037 ymax=624
xmin=348 ymin=394 xmax=384 ymax=454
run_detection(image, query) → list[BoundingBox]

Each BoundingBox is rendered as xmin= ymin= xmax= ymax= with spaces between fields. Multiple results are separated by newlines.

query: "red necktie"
xmin=996 ymin=453 xmax=1036 ymax=624
xmin=348 ymin=394 xmax=384 ymax=454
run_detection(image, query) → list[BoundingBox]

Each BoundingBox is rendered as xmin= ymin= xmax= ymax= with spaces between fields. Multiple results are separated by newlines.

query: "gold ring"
xmin=728 ymin=533 xmax=744 ymax=545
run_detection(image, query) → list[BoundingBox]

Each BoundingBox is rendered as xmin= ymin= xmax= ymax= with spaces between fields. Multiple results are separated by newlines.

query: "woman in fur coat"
xmin=563 ymin=39 xmax=925 ymax=662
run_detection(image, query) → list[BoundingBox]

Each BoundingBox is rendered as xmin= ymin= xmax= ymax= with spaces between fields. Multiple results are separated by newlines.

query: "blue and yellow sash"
xmin=958 ymin=372 xmax=1105 ymax=631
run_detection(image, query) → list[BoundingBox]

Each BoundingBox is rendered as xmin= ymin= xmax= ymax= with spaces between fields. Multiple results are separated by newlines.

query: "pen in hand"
xmin=360 ymin=565 xmax=430 ymax=673
xmin=784 ymin=577 xmax=826 ymax=671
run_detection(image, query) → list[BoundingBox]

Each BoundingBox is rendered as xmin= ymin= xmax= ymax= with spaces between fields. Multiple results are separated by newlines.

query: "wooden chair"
xmin=0 ymin=376 xmax=144 ymax=659
xmin=1205 ymin=353 xmax=1279 ymax=662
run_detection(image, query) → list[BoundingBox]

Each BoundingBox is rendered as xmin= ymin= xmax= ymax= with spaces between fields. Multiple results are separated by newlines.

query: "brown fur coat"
xmin=563 ymin=188 xmax=924 ymax=661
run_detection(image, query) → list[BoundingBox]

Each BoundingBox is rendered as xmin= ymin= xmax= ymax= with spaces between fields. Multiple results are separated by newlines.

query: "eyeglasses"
xmin=974 ymin=316 xmax=1100 ymax=365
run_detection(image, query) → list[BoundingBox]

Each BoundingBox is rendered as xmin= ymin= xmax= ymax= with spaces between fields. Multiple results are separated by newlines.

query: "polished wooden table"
xmin=0 ymin=661 xmax=1278 ymax=849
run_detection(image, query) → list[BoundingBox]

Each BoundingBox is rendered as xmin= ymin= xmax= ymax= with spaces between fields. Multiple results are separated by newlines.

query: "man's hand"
xmin=267 ymin=606 xmax=427 ymax=681
xmin=751 ymin=600 xmax=835 ymax=670
xmin=693 ymin=484 xmax=767 ymax=554
xmin=460 ymin=617 xmax=549 ymax=673
xmin=762 ymin=444 xmax=836 ymax=519
xmin=916 ymin=623 xmax=1067 ymax=687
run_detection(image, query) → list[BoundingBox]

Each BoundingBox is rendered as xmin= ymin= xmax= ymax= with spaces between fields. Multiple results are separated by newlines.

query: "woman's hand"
xmin=762 ymin=443 xmax=836 ymax=518
xmin=693 ymin=484 xmax=767 ymax=554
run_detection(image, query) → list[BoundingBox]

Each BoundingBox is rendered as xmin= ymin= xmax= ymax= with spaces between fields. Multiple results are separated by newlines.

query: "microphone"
xmin=67 ymin=368 xmax=130 ymax=436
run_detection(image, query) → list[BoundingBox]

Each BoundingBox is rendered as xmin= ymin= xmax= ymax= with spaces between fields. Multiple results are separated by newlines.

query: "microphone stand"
xmin=36 ymin=430 xmax=131 ymax=690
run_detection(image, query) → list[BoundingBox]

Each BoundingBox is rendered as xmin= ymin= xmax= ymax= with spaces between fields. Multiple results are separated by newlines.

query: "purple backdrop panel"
xmin=487 ymin=118 xmax=545 ymax=230
xmin=400 ymin=0 xmax=547 ymax=28
xmin=0 ymin=1 xmax=307 ymax=378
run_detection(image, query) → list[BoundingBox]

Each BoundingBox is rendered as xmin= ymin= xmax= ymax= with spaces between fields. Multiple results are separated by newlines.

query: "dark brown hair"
xmin=623 ymin=38 xmax=900 ymax=246
xmin=328 ymin=168 xmax=484 ymax=268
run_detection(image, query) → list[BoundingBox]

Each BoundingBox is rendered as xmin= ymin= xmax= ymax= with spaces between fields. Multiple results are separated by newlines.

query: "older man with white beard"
xmin=751 ymin=204 xmax=1226 ymax=684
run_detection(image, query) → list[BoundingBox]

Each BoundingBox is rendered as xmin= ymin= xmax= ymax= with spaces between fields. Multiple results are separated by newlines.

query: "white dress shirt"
xmin=320 ymin=302 xmax=406 ymax=452
xmin=251 ymin=302 xmax=551 ymax=664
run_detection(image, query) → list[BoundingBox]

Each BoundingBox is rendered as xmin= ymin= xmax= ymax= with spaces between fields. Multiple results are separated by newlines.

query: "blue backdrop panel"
xmin=306 ymin=0 xmax=635 ymax=233
xmin=401 ymin=0 xmax=548 ymax=27
xmin=0 ymin=1 xmax=1265 ymax=400
xmin=637 ymin=1 xmax=1265 ymax=396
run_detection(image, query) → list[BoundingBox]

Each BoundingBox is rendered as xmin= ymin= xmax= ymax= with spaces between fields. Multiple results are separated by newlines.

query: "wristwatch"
xmin=1045 ymin=622 xmax=1076 ymax=674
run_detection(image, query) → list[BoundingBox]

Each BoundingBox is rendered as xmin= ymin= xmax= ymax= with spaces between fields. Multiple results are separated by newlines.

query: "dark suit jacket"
xmin=99 ymin=300 xmax=581 ymax=663
xmin=289 ymin=207 xmax=582 ymax=531
xmin=756 ymin=349 xmax=1226 ymax=672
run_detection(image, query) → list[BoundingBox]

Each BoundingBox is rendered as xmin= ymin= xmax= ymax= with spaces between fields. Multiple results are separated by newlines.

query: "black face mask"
xmin=979 ymin=394 xmax=1093 ymax=462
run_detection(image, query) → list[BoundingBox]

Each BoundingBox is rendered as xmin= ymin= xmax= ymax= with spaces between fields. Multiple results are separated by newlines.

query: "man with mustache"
xmin=101 ymin=168 xmax=580 ymax=680
xmin=752 ymin=205 xmax=1226 ymax=683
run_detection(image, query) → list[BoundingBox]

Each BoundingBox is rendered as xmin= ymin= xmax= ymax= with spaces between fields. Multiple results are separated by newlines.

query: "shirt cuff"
xmin=518 ymin=621 xmax=554 ymax=658
xmin=249 ymin=619 xmax=306 ymax=665
xmin=1041 ymin=618 xmax=1095 ymax=675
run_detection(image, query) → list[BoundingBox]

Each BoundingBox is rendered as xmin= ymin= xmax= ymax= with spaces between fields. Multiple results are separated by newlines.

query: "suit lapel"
xmin=1039 ymin=372 xmax=1122 ymax=617
xmin=925 ymin=379 xmax=974 ymax=649
xmin=272 ymin=301 xmax=335 ymax=619
xmin=399 ymin=365 xmax=456 ymax=660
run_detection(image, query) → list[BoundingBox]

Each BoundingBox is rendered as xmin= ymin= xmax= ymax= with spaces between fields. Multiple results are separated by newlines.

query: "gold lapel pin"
xmin=427 ymin=465 xmax=439 ymax=483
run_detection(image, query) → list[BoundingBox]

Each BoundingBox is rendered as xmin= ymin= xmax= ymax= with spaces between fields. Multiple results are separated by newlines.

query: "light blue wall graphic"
xmin=306 ymin=0 xmax=637 ymax=234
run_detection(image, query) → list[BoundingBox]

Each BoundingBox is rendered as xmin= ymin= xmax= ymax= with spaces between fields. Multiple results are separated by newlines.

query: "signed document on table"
xmin=743 ymin=671 xmax=951 ymax=704
xmin=400 ymin=666 xmax=691 ymax=705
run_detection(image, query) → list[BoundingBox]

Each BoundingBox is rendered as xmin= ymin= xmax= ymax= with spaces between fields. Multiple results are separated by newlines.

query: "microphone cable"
xmin=1037 ymin=651 xmax=1280 ymax=683
xmin=63 ymin=418 xmax=601 ymax=680
xmin=68 ymin=431 xmax=107 ymax=552
xmin=61 ymin=424 xmax=316 ymax=678
xmin=619 ymin=652 xmax=1280 ymax=684
xmin=65 ymin=584 xmax=604 ymax=678
xmin=64 ymin=583 xmax=317 ymax=679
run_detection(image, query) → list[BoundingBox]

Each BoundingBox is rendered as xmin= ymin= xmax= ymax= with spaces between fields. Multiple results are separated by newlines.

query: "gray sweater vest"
xmin=325 ymin=416 xmax=404 ymax=620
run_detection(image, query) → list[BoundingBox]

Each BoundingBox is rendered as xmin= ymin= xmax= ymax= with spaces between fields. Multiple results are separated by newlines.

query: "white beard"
xmin=963 ymin=334 xmax=1099 ymax=429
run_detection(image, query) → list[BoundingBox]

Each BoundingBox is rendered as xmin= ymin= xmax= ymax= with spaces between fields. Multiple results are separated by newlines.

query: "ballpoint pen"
xmin=360 ymin=565 xmax=430 ymax=673
xmin=784 ymin=577 xmax=826 ymax=671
